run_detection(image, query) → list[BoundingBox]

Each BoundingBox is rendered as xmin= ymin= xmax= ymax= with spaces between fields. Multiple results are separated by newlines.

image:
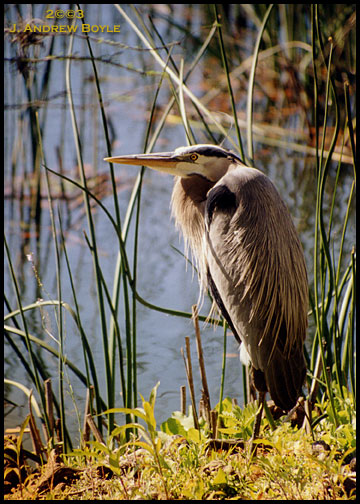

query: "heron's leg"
xmin=250 ymin=390 xmax=266 ymax=453
xmin=246 ymin=365 xmax=257 ymax=403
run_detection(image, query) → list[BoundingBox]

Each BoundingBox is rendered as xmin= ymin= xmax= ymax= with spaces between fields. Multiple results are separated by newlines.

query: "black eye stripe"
xmin=184 ymin=146 xmax=243 ymax=164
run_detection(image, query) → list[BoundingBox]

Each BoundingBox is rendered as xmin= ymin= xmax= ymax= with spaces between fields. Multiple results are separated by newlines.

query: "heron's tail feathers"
xmin=262 ymin=346 xmax=306 ymax=412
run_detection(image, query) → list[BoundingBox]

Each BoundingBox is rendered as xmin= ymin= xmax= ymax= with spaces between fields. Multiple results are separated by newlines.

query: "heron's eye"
xmin=190 ymin=153 xmax=198 ymax=161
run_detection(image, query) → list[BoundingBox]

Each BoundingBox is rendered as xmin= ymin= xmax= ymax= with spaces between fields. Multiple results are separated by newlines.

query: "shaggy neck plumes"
xmin=171 ymin=175 xmax=214 ymax=286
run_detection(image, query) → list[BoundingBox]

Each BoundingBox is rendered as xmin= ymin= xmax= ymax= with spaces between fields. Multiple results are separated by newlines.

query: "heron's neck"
xmin=179 ymin=175 xmax=214 ymax=204
xmin=171 ymin=175 xmax=214 ymax=268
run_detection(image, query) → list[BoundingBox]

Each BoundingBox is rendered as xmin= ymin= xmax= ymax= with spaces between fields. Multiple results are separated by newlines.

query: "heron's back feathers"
xmin=172 ymin=164 xmax=308 ymax=411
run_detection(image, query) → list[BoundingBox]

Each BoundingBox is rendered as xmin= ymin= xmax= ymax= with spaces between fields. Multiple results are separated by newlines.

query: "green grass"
xmin=5 ymin=385 xmax=355 ymax=499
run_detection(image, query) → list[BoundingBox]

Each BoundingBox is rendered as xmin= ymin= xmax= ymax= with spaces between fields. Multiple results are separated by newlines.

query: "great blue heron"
xmin=105 ymin=144 xmax=308 ymax=435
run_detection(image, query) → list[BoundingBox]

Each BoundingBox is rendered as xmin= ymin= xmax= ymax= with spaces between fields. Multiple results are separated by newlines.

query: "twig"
xmin=28 ymin=390 xmax=45 ymax=460
xmin=86 ymin=414 xmax=106 ymax=445
xmin=181 ymin=338 xmax=199 ymax=429
xmin=44 ymin=378 xmax=54 ymax=443
xmin=192 ymin=305 xmax=211 ymax=424
xmin=82 ymin=386 xmax=94 ymax=445
xmin=180 ymin=385 xmax=186 ymax=415
xmin=210 ymin=410 xmax=218 ymax=439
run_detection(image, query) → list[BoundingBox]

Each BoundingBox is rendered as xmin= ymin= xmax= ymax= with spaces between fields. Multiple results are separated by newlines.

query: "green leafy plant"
xmin=215 ymin=397 xmax=259 ymax=441
xmin=104 ymin=382 xmax=172 ymax=499
xmin=313 ymin=381 xmax=356 ymax=453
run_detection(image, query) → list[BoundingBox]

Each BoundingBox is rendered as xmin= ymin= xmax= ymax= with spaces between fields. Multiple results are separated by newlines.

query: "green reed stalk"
xmin=57 ymin=208 xmax=102 ymax=417
xmin=213 ymin=4 xmax=245 ymax=161
xmin=131 ymin=61 xmax=173 ymax=410
xmin=347 ymin=250 xmax=355 ymax=401
xmin=247 ymin=4 xmax=274 ymax=161
xmin=309 ymin=5 xmax=355 ymax=425
xmin=311 ymin=6 xmax=337 ymax=425
xmin=81 ymin=17 xmax=128 ymax=414
xmin=66 ymin=19 xmax=111 ymax=434
xmin=4 ymin=237 xmax=48 ymax=430
xmin=36 ymin=111 xmax=68 ymax=452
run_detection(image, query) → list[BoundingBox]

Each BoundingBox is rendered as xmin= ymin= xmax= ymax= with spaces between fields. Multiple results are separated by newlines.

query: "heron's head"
xmin=104 ymin=144 xmax=243 ymax=182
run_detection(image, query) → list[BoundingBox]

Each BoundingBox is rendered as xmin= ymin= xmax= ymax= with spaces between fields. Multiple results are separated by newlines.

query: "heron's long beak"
xmin=104 ymin=152 xmax=179 ymax=173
